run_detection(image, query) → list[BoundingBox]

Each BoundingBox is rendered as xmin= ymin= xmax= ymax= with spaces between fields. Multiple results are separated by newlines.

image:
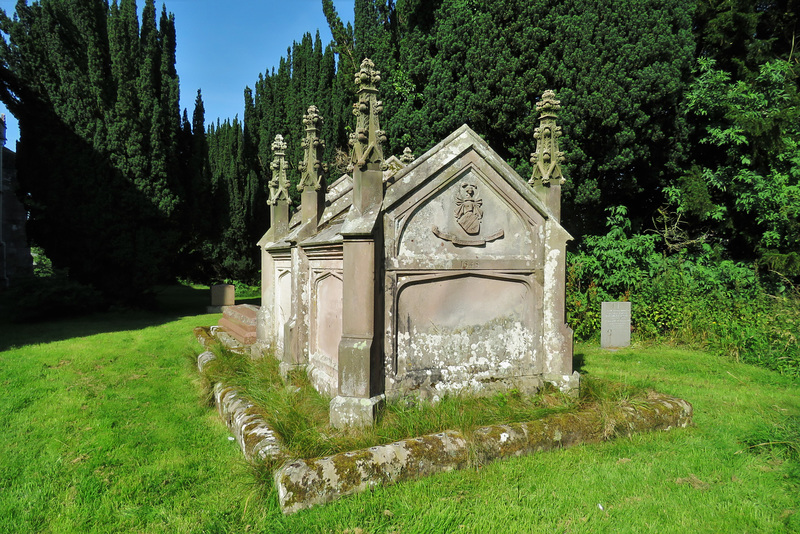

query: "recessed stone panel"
xmin=394 ymin=275 xmax=538 ymax=398
xmin=276 ymin=269 xmax=291 ymax=349
xmin=309 ymin=272 xmax=343 ymax=396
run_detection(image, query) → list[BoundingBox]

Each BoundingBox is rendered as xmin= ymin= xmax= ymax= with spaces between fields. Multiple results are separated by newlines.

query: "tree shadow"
xmin=0 ymin=284 xmax=221 ymax=352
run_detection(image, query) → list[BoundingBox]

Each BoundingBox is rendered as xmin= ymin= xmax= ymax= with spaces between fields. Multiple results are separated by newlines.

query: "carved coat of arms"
xmin=432 ymin=181 xmax=504 ymax=246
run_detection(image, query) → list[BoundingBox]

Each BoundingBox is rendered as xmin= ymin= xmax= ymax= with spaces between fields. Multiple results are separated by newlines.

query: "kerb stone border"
xmin=193 ymin=333 xmax=693 ymax=515
xmin=274 ymin=392 xmax=692 ymax=514
xmin=197 ymin=350 xmax=282 ymax=461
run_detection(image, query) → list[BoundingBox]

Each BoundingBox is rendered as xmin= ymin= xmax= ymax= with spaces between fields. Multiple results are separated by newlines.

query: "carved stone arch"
xmin=308 ymin=270 xmax=344 ymax=396
xmin=386 ymin=270 xmax=543 ymax=398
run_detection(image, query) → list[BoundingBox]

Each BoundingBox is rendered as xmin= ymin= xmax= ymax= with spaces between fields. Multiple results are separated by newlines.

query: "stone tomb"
xmin=257 ymin=59 xmax=577 ymax=427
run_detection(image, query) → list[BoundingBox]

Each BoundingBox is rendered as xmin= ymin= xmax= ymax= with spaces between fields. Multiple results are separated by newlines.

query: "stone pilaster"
xmin=280 ymin=244 xmax=310 ymax=378
xmin=541 ymin=218 xmax=578 ymax=395
xmin=530 ymin=91 xmax=577 ymax=395
xmin=332 ymin=58 xmax=388 ymax=428
xmin=529 ymin=90 xmax=565 ymax=222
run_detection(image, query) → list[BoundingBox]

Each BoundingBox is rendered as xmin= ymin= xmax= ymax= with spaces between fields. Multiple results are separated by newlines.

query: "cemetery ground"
xmin=0 ymin=286 xmax=797 ymax=533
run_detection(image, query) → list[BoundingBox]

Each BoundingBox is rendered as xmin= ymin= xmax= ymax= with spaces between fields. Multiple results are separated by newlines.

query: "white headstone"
xmin=601 ymin=301 xmax=631 ymax=348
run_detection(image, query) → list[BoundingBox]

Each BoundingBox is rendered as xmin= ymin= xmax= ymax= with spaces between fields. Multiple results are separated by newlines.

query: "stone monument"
xmin=601 ymin=301 xmax=631 ymax=348
xmin=257 ymin=59 xmax=578 ymax=428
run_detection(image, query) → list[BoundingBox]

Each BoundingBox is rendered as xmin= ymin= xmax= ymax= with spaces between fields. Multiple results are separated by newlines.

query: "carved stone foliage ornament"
xmin=268 ymin=134 xmax=291 ymax=205
xmin=400 ymin=147 xmax=415 ymax=165
xmin=298 ymin=105 xmax=327 ymax=192
xmin=529 ymin=90 xmax=566 ymax=186
xmin=432 ymin=181 xmax=504 ymax=247
xmin=348 ymin=58 xmax=387 ymax=172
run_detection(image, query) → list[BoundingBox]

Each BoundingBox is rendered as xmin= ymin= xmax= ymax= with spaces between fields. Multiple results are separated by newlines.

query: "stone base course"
xmin=274 ymin=391 xmax=692 ymax=514
xmin=194 ymin=328 xmax=693 ymax=515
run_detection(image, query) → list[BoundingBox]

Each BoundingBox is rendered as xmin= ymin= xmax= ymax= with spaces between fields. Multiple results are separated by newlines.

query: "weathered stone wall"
xmin=381 ymin=126 xmax=571 ymax=401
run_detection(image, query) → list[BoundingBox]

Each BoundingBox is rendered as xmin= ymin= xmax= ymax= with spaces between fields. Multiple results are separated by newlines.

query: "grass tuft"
xmin=199 ymin=345 xmax=661 ymax=472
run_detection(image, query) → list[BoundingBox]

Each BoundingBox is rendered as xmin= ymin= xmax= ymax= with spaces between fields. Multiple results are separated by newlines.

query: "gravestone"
xmin=601 ymin=301 xmax=631 ymax=348
xmin=208 ymin=284 xmax=235 ymax=313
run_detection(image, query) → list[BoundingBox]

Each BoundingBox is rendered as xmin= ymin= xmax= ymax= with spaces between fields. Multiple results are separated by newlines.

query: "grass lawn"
xmin=0 ymin=286 xmax=797 ymax=532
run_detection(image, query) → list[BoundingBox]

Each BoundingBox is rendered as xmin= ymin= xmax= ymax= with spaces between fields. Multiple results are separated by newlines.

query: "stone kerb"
xmin=195 ymin=327 xmax=693 ymax=514
xmin=196 ymin=349 xmax=283 ymax=461
xmin=274 ymin=391 xmax=693 ymax=514
xmin=276 ymin=430 xmax=469 ymax=514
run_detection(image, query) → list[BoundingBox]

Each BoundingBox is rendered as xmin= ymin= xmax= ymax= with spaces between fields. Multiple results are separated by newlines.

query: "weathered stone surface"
xmin=275 ymin=430 xmax=469 ymax=514
xmin=472 ymin=392 xmax=693 ymax=463
xmin=197 ymin=350 xmax=216 ymax=373
xmin=329 ymin=394 xmax=385 ymax=429
xmin=273 ymin=391 xmax=692 ymax=514
xmin=218 ymin=304 xmax=259 ymax=345
xmin=213 ymin=382 xmax=282 ymax=461
xmin=601 ymin=301 xmax=631 ymax=348
xmin=382 ymin=124 xmax=575 ymax=400
xmin=193 ymin=326 xmax=215 ymax=348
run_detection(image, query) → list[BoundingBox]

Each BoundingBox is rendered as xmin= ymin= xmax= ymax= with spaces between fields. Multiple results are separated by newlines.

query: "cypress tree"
xmin=0 ymin=0 xmax=183 ymax=302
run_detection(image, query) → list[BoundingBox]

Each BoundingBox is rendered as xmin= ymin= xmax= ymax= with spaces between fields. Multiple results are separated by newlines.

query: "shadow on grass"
xmin=573 ymin=352 xmax=586 ymax=373
xmin=0 ymin=285 xmax=224 ymax=352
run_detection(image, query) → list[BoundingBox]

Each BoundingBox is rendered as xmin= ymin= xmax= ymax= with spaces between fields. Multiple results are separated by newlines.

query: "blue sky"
xmin=0 ymin=0 xmax=355 ymax=147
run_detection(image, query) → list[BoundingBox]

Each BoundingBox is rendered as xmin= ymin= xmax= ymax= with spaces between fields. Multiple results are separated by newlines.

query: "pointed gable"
xmin=383 ymin=124 xmax=567 ymax=271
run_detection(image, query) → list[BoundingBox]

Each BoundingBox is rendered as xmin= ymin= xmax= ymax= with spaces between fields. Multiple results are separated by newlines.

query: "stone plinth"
xmin=218 ymin=304 xmax=259 ymax=345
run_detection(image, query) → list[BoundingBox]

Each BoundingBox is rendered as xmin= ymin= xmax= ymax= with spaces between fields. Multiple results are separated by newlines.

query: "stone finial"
xmin=529 ymin=90 xmax=565 ymax=186
xmin=400 ymin=147 xmax=415 ymax=165
xmin=349 ymin=58 xmax=387 ymax=172
xmin=298 ymin=105 xmax=327 ymax=192
xmin=268 ymin=134 xmax=291 ymax=206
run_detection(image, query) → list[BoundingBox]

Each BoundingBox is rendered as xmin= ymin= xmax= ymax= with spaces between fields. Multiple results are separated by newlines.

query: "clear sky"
xmin=0 ymin=0 xmax=355 ymax=148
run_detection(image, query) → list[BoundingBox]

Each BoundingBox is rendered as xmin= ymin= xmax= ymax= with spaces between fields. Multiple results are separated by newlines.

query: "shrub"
xmin=567 ymin=206 xmax=800 ymax=376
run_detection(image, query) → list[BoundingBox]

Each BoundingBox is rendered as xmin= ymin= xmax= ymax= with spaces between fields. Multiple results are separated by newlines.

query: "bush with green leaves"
xmin=567 ymin=205 xmax=799 ymax=376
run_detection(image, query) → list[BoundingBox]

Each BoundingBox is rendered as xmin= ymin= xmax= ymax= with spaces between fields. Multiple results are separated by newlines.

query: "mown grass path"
xmin=0 ymin=294 xmax=798 ymax=532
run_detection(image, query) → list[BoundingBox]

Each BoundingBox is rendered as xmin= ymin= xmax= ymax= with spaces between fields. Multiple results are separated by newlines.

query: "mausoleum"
xmin=256 ymin=59 xmax=578 ymax=428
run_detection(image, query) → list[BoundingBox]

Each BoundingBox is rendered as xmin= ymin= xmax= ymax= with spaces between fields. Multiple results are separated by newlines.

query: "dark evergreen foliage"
xmin=1 ymin=0 xmax=797 ymax=294
xmin=0 ymin=0 xmax=181 ymax=303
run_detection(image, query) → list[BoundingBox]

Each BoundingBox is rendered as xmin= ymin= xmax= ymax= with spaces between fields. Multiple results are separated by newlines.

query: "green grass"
xmin=200 ymin=344 xmax=642 ymax=467
xmin=1 ymin=287 xmax=798 ymax=532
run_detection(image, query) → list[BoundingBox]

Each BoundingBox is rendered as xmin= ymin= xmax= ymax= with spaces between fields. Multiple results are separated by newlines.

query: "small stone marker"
xmin=601 ymin=301 xmax=631 ymax=348
xmin=208 ymin=284 xmax=235 ymax=313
